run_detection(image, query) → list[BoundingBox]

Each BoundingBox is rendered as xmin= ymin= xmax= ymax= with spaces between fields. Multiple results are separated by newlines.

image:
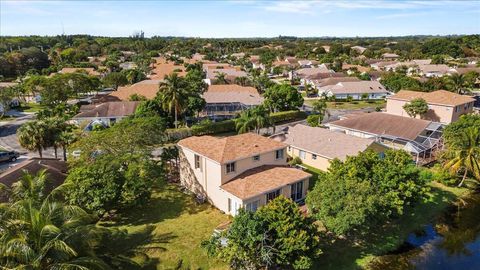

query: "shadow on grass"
xmin=100 ymin=184 xmax=209 ymax=227
xmin=313 ymin=185 xmax=459 ymax=270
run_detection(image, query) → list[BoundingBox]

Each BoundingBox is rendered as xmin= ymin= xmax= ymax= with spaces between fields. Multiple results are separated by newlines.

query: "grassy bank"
xmin=313 ymin=181 xmax=470 ymax=270
xmin=98 ymin=184 xmax=230 ymax=270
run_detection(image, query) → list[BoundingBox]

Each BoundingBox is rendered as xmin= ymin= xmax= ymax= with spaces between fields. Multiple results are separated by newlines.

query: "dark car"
xmin=0 ymin=151 xmax=20 ymax=163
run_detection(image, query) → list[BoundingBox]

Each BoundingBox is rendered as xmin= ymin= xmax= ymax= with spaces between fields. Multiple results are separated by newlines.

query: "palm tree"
xmin=0 ymin=172 xmax=106 ymax=270
xmin=58 ymin=131 xmax=77 ymax=161
xmin=214 ymin=72 xmax=228 ymax=84
xmin=158 ymin=73 xmax=189 ymax=129
xmin=443 ymin=127 xmax=480 ymax=187
xmin=234 ymin=76 xmax=250 ymax=86
xmin=17 ymin=120 xmax=48 ymax=158
xmin=234 ymin=106 xmax=272 ymax=134
xmin=447 ymin=73 xmax=469 ymax=94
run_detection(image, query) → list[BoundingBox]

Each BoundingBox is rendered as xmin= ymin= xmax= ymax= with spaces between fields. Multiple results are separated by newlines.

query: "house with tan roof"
xmin=386 ymin=90 xmax=475 ymax=124
xmin=326 ymin=112 xmax=444 ymax=164
xmin=351 ymin=46 xmax=367 ymax=54
xmin=0 ymin=158 xmax=67 ymax=202
xmin=149 ymin=57 xmax=187 ymax=80
xmin=202 ymin=84 xmax=263 ymax=120
xmin=110 ymin=80 xmax=162 ymax=101
xmin=410 ymin=64 xmax=456 ymax=78
xmin=177 ymin=133 xmax=311 ymax=215
xmin=59 ymin=67 xmax=101 ymax=77
xmin=205 ymin=68 xmax=248 ymax=85
xmin=317 ymin=81 xmax=388 ymax=100
xmin=382 ymin=53 xmax=400 ymax=59
xmin=72 ymin=101 xmax=139 ymax=130
xmin=271 ymin=124 xmax=386 ymax=171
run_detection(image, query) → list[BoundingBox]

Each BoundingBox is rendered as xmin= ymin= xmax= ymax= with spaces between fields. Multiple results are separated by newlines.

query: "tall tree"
xmin=403 ymin=98 xmax=429 ymax=118
xmin=234 ymin=105 xmax=272 ymax=134
xmin=263 ymin=83 xmax=304 ymax=112
xmin=443 ymin=127 xmax=480 ymax=187
xmin=17 ymin=120 xmax=48 ymax=158
xmin=447 ymin=73 xmax=469 ymax=94
xmin=158 ymin=73 xmax=189 ymax=128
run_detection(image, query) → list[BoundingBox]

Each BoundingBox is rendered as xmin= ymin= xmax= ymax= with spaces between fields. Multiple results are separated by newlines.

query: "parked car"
xmin=0 ymin=151 xmax=20 ymax=163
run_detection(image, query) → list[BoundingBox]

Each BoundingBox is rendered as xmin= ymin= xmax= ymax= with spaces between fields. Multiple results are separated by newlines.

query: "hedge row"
xmin=166 ymin=110 xmax=306 ymax=141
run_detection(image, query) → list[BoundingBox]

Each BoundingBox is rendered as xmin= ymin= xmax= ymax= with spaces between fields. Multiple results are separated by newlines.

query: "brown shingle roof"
xmin=314 ymin=77 xmax=361 ymax=88
xmin=389 ymin=90 xmax=475 ymax=107
xmin=110 ymin=80 xmax=161 ymax=100
xmin=178 ymin=133 xmax=286 ymax=163
xmin=319 ymin=81 xmax=388 ymax=95
xmin=59 ymin=67 xmax=100 ymax=76
xmin=204 ymin=84 xmax=263 ymax=106
xmin=74 ymin=101 xmax=139 ymax=118
xmin=278 ymin=124 xmax=376 ymax=161
xmin=0 ymin=158 xmax=67 ymax=202
xmin=328 ymin=112 xmax=431 ymax=140
xmin=221 ymin=165 xmax=310 ymax=200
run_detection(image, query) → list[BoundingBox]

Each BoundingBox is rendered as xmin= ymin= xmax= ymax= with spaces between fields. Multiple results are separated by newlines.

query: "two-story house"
xmin=386 ymin=90 xmax=475 ymax=124
xmin=177 ymin=133 xmax=311 ymax=215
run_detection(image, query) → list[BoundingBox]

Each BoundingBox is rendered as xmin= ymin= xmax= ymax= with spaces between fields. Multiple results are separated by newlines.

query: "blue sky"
xmin=1 ymin=0 xmax=479 ymax=37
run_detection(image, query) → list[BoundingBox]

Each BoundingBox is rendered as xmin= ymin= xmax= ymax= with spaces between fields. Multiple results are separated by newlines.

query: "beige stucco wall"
xmin=386 ymin=98 xmax=474 ymax=124
xmin=179 ymin=146 xmax=290 ymax=215
xmin=287 ymin=146 xmax=332 ymax=171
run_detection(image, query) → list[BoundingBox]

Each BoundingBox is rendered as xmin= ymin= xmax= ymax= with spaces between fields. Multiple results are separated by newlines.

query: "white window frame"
xmin=299 ymin=150 xmax=306 ymax=159
xmin=194 ymin=154 xmax=201 ymax=170
xmin=245 ymin=200 xmax=260 ymax=212
xmin=276 ymin=149 xmax=284 ymax=160
xmin=312 ymin=154 xmax=317 ymax=160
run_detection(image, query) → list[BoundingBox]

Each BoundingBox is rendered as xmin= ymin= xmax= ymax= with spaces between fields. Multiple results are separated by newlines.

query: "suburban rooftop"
xmin=388 ymin=90 xmax=475 ymax=106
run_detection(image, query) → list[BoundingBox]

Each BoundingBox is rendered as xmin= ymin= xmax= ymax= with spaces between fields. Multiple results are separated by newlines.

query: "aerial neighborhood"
xmin=1 ymin=1 xmax=480 ymax=270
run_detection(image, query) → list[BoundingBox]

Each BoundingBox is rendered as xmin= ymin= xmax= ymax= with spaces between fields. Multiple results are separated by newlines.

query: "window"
xmin=288 ymin=146 xmax=291 ymax=151
xmin=299 ymin=150 xmax=306 ymax=159
xmin=266 ymin=189 xmax=280 ymax=202
xmin=229 ymin=198 xmax=239 ymax=215
xmin=312 ymin=154 xmax=317 ymax=160
xmin=226 ymin=162 xmax=236 ymax=173
xmin=253 ymin=155 xmax=260 ymax=161
xmin=194 ymin=154 xmax=201 ymax=169
xmin=276 ymin=149 xmax=284 ymax=160
xmin=455 ymin=106 xmax=459 ymax=112
xmin=291 ymin=181 xmax=304 ymax=201
xmin=245 ymin=200 xmax=260 ymax=212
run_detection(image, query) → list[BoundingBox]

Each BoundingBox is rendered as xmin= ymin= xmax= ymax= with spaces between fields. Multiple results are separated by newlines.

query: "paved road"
xmin=0 ymin=113 xmax=56 ymax=171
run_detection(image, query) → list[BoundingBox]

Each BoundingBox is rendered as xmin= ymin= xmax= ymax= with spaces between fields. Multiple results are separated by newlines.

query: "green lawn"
xmin=98 ymin=184 xmax=230 ymax=270
xmin=313 ymin=181 xmax=470 ymax=270
xmin=18 ymin=102 xmax=45 ymax=113
xmin=304 ymin=100 xmax=386 ymax=110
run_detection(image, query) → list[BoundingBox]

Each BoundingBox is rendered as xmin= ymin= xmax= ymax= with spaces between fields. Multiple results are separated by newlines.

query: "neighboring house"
xmin=294 ymin=65 xmax=333 ymax=84
xmin=321 ymin=45 xmax=330 ymax=52
xmin=317 ymin=81 xmax=389 ymax=100
xmin=149 ymin=58 xmax=187 ymax=80
xmin=342 ymin=64 xmax=370 ymax=74
xmin=386 ymin=90 xmax=475 ymax=124
xmin=297 ymin=59 xmax=319 ymax=68
xmin=382 ymin=53 xmax=400 ymax=59
xmin=202 ymin=63 xmax=234 ymax=71
xmin=326 ymin=112 xmax=444 ymax=164
xmin=110 ymin=79 xmax=162 ymax=101
xmin=411 ymin=64 xmax=457 ymax=77
xmin=271 ymin=124 xmax=386 ymax=171
xmin=202 ymin=84 xmax=264 ymax=120
xmin=351 ymin=46 xmax=367 ymax=54
xmin=370 ymin=61 xmax=398 ymax=71
xmin=72 ymin=101 xmax=139 ymax=129
xmin=205 ymin=68 xmax=248 ymax=85
xmin=59 ymin=67 xmax=101 ymax=77
xmin=119 ymin=62 xmax=138 ymax=70
xmin=311 ymin=76 xmax=361 ymax=89
xmin=0 ymin=158 xmax=67 ymax=202
xmin=249 ymin=55 xmax=262 ymax=69
xmin=230 ymin=52 xmax=246 ymax=59
xmin=177 ymin=133 xmax=311 ymax=215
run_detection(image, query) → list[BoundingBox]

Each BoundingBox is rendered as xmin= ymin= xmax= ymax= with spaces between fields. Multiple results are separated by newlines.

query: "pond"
xmin=369 ymin=193 xmax=480 ymax=270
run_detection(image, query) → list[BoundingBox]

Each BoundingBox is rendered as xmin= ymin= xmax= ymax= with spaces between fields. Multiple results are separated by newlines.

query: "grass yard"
xmin=98 ymin=184 xmax=230 ymax=270
xmin=18 ymin=102 xmax=44 ymax=113
xmin=312 ymin=181 xmax=470 ymax=270
xmin=304 ymin=99 xmax=386 ymax=110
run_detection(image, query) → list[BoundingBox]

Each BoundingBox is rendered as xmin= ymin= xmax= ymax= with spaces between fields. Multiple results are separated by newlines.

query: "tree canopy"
xmin=263 ymin=83 xmax=304 ymax=112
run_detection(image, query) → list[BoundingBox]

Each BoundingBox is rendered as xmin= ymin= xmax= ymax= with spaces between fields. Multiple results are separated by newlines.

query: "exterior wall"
xmin=386 ymin=99 xmax=474 ymax=124
xmin=221 ymin=148 xmax=287 ymax=184
xmin=237 ymin=178 xmax=309 ymax=216
xmin=287 ymin=146 xmax=331 ymax=171
xmin=333 ymin=92 xmax=387 ymax=100
xmin=179 ymin=146 xmax=289 ymax=215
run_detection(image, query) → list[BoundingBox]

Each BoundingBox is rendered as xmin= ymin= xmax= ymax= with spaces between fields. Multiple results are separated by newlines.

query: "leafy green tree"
xmin=443 ymin=127 xmax=480 ymax=187
xmin=403 ymin=98 xmax=429 ymax=118
xmin=307 ymin=149 xmax=428 ymax=236
xmin=380 ymin=72 xmax=422 ymax=92
xmin=443 ymin=114 xmax=480 ymax=146
xmin=128 ymin=93 xmax=147 ymax=101
xmin=102 ymin=71 xmax=128 ymax=90
xmin=0 ymin=86 xmax=14 ymax=118
xmin=306 ymin=114 xmax=321 ymax=127
xmin=65 ymin=153 xmax=160 ymax=215
xmin=202 ymin=196 xmax=321 ymax=270
xmin=263 ymin=83 xmax=304 ymax=112
xmin=446 ymin=73 xmax=469 ymax=94
xmin=214 ymin=72 xmax=228 ymax=84
xmin=0 ymin=171 xmax=106 ymax=270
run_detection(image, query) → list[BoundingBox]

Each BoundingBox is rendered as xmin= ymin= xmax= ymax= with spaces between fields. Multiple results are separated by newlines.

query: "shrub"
xmin=270 ymin=110 xmax=307 ymax=123
xmin=289 ymin=156 xmax=302 ymax=166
